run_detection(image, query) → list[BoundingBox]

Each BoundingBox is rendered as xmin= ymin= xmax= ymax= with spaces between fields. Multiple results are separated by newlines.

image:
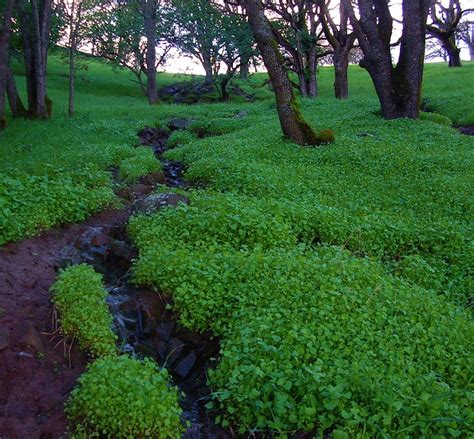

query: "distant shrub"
xmin=51 ymin=264 xmax=116 ymax=357
xmin=67 ymin=356 xmax=183 ymax=438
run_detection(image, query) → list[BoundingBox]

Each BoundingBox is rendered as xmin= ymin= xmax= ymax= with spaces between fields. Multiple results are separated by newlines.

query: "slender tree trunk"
xmin=18 ymin=0 xmax=52 ymax=119
xmin=244 ymin=0 xmax=333 ymax=146
xmin=68 ymin=44 xmax=75 ymax=116
xmin=220 ymin=73 xmax=231 ymax=102
xmin=297 ymin=71 xmax=308 ymax=97
xmin=307 ymin=50 xmax=318 ymax=98
xmin=470 ymin=25 xmax=474 ymax=61
xmin=333 ymin=48 xmax=349 ymax=99
xmin=6 ymin=67 xmax=27 ymax=117
xmin=240 ymin=59 xmax=250 ymax=79
xmin=143 ymin=0 xmax=158 ymax=104
xmin=202 ymin=54 xmax=213 ymax=85
xmin=0 ymin=0 xmax=15 ymax=129
xmin=443 ymin=35 xmax=462 ymax=67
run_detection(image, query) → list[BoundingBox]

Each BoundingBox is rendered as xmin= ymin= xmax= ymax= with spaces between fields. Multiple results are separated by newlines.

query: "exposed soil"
xmin=0 ymin=121 xmax=226 ymax=438
xmin=0 ymin=208 xmax=128 ymax=438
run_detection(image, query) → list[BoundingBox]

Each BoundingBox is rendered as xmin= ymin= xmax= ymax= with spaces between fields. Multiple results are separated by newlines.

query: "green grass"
xmin=1 ymin=54 xmax=473 ymax=437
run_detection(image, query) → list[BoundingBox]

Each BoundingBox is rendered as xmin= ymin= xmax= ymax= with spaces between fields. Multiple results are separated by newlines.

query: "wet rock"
xmin=166 ymin=338 xmax=184 ymax=366
xmin=140 ymin=171 xmax=167 ymax=186
xmin=0 ymin=328 xmax=10 ymax=350
xmin=133 ymin=193 xmax=190 ymax=215
xmin=130 ymin=183 xmax=154 ymax=197
xmin=109 ymin=240 xmax=133 ymax=262
xmin=91 ymin=233 xmax=113 ymax=247
xmin=168 ymin=118 xmax=193 ymax=131
xmin=174 ymin=351 xmax=197 ymax=379
xmin=156 ymin=321 xmax=175 ymax=341
xmin=138 ymin=127 xmax=169 ymax=145
xmin=17 ymin=322 xmax=45 ymax=355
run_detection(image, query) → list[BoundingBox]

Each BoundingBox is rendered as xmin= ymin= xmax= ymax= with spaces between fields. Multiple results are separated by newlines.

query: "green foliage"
xmin=67 ymin=356 xmax=183 ymax=438
xmin=0 ymin=168 xmax=116 ymax=245
xmin=420 ymin=111 xmax=452 ymax=127
xmin=167 ymin=130 xmax=197 ymax=148
xmin=117 ymin=146 xmax=161 ymax=182
xmin=51 ymin=264 xmax=117 ymax=357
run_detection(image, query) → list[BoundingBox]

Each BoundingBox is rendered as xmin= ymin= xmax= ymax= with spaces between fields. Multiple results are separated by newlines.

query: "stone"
xmin=17 ymin=322 xmax=45 ymax=355
xmin=165 ymin=337 xmax=184 ymax=366
xmin=167 ymin=118 xmax=193 ymax=131
xmin=90 ymin=233 xmax=112 ymax=247
xmin=156 ymin=321 xmax=175 ymax=342
xmin=235 ymin=110 xmax=249 ymax=119
xmin=130 ymin=183 xmax=154 ymax=197
xmin=141 ymin=172 xmax=167 ymax=186
xmin=132 ymin=193 xmax=190 ymax=215
xmin=0 ymin=329 xmax=9 ymax=351
xmin=110 ymin=240 xmax=133 ymax=262
xmin=174 ymin=351 xmax=197 ymax=379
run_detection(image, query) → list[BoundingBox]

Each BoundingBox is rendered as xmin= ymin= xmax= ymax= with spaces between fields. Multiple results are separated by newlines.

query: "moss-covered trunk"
xmin=244 ymin=0 xmax=333 ymax=146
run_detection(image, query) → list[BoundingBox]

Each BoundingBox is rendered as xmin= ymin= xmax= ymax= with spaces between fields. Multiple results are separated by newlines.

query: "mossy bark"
xmin=244 ymin=0 xmax=333 ymax=146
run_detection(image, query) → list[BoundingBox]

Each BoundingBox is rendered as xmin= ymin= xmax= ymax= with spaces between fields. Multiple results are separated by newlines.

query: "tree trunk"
xmin=345 ymin=0 xmax=430 ymax=119
xmin=443 ymin=35 xmax=462 ymax=67
xmin=306 ymin=50 xmax=318 ymax=98
xmin=143 ymin=0 xmax=158 ymax=104
xmin=240 ymin=59 xmax=250 ymax=79
xmin=244 ymin=0 xmax=333 ymax=146
xmin=333 ymin=49 xmax=349 ymax=100
xmin=68 ymin=44 xmax=75 ymax=116
xmin=17 ymin=0 xmax=52 ymax=119
xmin=6 ymin=67 xmax=27 ymax=117
xmin=220 ymin=73 xmax=231 ymax=102
xmin=0 ymin=0 xmax=15 ymax=129
xmin=297 ymin=71 xmax=308 ymax=97
xmin=202 ymin=56 xmax=213 ymax=85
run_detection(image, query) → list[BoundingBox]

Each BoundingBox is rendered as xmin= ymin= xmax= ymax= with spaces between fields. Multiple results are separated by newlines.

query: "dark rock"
xmin=91 ymin=233 xmax=112 ymax=247
xmin=135 ymin=289 xmax=165 ymax=334
xmin=17 ymin=322 xmax=45 ymax=355
xmin=0 ymin=329 xmax=9 ymax=350
xmin=132 ymin=193 xmax=190 ymax=215
xmin=457 ymin=125 xmax=474 ymax=136
xmin=165 ymin=337 xmax=184 ymax=366
xmin=156 ymin=321 xmax=175 ymax=341
xmin=138 ymin=127 xmax=170 ymax=145
xmin=130 ymin=183 xmax=154 ymax=197
xmin=168 ymin=118 xmax=193 ymax=131
xmin=174 ymin=351 xmax=197 ymax=379
xmin=109 ymin=240 xmax=133 ymax=262
xmin=235 ymin=110 xmax=249 ymax=119
xmin=140 ymin=171 xmax=167 ymax=186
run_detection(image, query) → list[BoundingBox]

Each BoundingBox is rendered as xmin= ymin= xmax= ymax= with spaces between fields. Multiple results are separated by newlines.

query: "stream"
xmin=60 ymin=123 xmax=230 ymax=438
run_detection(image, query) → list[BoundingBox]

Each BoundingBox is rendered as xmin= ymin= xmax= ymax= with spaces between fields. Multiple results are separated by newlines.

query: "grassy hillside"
xmin=1 ymin=54 xmax=473 ymax=436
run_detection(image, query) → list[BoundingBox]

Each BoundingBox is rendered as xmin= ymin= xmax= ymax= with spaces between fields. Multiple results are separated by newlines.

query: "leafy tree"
xmin=263 ymin=0 xmax=326 ymax=98
xmin=170 ymin=0 xmax=221 ymax=84
xmin=427 ymin=0 xmax=473 ymax=67
xmin=342 ymin=0 xmax=431 ymax=120
xmin=86 ymin=0 xmax=172 ymax=101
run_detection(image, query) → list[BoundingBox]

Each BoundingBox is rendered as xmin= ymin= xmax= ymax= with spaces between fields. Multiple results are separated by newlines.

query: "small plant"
xmin=118 ymin=146 xmax=161 ymax=182
xmin=67 ymin=356 xmax=183 ymax=438
xmin=51 ymin=264 xmax=117 ymax=358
